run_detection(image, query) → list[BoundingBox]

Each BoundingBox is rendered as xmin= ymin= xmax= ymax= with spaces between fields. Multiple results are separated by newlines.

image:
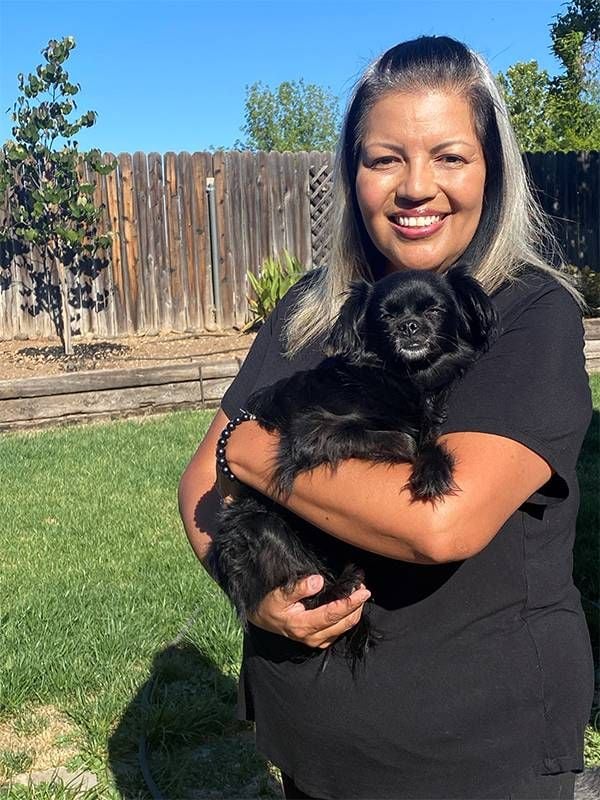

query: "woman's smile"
xmin=355 ymin=90 xmax=487 ymax=274
xmin=388 ymin=212 xmax=448 ymax=239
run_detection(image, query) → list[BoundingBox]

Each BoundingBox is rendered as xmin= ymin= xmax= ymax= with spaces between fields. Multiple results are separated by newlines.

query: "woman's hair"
xmin=283 ymin=35 xmax=583 ymax=357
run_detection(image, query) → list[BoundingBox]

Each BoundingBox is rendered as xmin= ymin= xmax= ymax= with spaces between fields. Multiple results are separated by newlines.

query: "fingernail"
xmin=308 ymin=575 xmax=322 ymax=591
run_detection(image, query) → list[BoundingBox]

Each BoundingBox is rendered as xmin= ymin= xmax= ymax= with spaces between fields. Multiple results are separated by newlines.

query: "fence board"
xmin=94 ymin=157 xmax=111 ymax=337
xmin=132 ymin=152 xmax=152 ymax=333
xmin=213 ymin=150 xmax=234 ymax=327
xmin=164 ymin=152 xmax=184 ymax=331
xmin=232 ymin=151 xmax=251 ymax=328
xmin=256 ymin=151 xmax=270 ymax=272
xmin=180 ymin=152 xmax=199 ymax=329
xmin=239 ymin=152 xmax=256 ymax=316
xmin=103 ymin=153 xmax=125 ymax=334
xmin=176 ymin=152 xmax=192 ymax=329
xmin=147 ymin=153 xmax=171 ymax=332
xmin=122 ymin=152 xmax=143 ymax=330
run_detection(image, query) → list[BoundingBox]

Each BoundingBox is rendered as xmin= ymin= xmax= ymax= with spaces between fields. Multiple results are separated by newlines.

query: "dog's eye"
xmin=425 ymin=307 xmax=444 ymax=317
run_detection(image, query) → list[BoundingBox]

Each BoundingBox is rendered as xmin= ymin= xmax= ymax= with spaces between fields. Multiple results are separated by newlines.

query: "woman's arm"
xmin=225 ymin=420 xmax=552 ymax=563
xmin=178 ymin=409 xmax=228 ymax=569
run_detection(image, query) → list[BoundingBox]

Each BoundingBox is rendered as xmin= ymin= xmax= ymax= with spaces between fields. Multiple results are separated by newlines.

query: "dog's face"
xmin=364 ymin=272 xmax=459 ymax=365
xmin=325 ymin=264 xmax=498 ymax=372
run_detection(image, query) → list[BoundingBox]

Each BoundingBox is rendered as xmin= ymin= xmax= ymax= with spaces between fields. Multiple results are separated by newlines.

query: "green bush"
xmin=243 ymin=250 xmax=304 ymax=331
xmin=563 ymin=265 xmax=600 ymax=317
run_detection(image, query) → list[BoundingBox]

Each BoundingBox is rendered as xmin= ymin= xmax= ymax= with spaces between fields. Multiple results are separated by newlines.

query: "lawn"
xmin=0 ymin=375 xmax=598 ymax=798
xmin=0 ymin=410 xmax=278 ymax=798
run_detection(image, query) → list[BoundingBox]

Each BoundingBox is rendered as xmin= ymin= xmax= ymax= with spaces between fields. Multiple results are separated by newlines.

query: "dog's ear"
xmin=446 ymin=263 xmax=499 ymax=348
xmin=324 ymin=280 xmax=373 ymax=359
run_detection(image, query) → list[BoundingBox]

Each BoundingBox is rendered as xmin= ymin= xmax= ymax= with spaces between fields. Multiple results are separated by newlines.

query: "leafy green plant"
xmin=563 ymin=265 xmax=600 ymax=316
xmin=243 ymin=250 xmax=304 ymax=330
xmin=0 ymin=36 xmax=115 ymax=354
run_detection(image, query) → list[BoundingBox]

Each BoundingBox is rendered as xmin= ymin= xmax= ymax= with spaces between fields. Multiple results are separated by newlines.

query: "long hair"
xmin=283 ymin=35 xmax=583 ymax=357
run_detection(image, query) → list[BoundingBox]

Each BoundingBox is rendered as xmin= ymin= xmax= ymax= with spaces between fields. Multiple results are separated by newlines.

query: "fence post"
xmin=205 ymin=176 xmax=222 ymax=327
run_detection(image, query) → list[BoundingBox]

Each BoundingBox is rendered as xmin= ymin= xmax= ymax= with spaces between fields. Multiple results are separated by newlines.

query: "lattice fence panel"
xmin=309 ymin=162 xmax=334 ymax=268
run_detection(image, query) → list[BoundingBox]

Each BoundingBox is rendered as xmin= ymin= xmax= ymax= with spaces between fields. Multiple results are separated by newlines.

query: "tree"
xmin=498 ymin=0 xmax=600 ymax=151
xmin=550 ymin=0 xmax=599 ymax=82
xmin=238 ymin=79 xmax=340 ymax=152
xmin=0 ymin=36 xmax=115 ymax=354
xmin=497 ymin=62 xmax=557 ymax=151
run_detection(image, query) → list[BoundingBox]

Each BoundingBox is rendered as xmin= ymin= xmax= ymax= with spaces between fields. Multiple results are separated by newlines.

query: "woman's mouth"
xmin=389 ymin=214 xmax=448 ymax=239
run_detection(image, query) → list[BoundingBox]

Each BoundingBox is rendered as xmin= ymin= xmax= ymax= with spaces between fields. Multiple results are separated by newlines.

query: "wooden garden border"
xmin=0 ymin=358 xmax=245 ymax=432
xmin=585 ymin=318 xmax=600 ymax=373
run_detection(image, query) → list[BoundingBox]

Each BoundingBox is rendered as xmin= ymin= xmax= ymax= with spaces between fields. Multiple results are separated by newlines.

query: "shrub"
xmin=243 ymin=250 xmax=304 ymax=330
xmin=563 ymin=265 xmax=600 ymax=317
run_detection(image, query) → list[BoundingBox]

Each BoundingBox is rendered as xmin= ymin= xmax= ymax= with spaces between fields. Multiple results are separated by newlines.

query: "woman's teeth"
xmin=394 ymin=215 xmax=443 ymax=227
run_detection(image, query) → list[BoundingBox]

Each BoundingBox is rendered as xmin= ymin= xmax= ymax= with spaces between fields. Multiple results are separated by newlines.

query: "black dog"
xmin=209 ymin=265 xmax=498 ymax=671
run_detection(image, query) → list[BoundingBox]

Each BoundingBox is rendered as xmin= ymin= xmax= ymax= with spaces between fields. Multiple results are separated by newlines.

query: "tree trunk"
xmin=56 ymin=260 xmax=73 ymax=355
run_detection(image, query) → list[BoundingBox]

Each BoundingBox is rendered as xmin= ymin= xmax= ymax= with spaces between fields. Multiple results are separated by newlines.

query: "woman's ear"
xmin=324 ymin=280 xmax=373 ymax=359
xmin=445 ymin=263 xmax=499 ymax=349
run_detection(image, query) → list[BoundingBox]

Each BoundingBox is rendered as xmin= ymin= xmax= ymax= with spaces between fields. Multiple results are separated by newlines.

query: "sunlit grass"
xmin=0 ymin=411 xmax=278 ymax=798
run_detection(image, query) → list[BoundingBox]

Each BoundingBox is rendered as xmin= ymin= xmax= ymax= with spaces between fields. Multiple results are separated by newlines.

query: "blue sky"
xmin=0 ymin=0 xmax=567 ymax=155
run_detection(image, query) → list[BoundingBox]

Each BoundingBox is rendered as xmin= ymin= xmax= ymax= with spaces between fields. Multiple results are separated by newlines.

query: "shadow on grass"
xmin=107 ymin=642 xmax=281 ymax=799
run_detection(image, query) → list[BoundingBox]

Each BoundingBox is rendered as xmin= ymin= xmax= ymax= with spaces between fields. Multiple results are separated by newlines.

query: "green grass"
xmin=0 ymin=376 xmax=598 ymax=797
xmin=0 ymin=411 xmax=278 ymax=798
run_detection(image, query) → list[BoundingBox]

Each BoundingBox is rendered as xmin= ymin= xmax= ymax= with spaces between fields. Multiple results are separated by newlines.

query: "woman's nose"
xmin=395 ymin=160 xmax=437 ymax=204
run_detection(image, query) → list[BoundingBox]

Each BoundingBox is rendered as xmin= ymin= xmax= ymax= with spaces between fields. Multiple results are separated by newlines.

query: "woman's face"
xmin=355 ymin=90 xmax=487 ymax=274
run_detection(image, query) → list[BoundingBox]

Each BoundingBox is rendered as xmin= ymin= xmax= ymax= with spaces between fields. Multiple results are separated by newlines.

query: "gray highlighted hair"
xmin=283 ymin=35 xmax=582 ymax=358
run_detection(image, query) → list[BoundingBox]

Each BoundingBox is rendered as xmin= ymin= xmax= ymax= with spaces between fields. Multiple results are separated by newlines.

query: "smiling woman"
xmin=178 ymin=35 xmax=593 ymax=800
xmin=356 ymin=91 xmax=486 ymax=273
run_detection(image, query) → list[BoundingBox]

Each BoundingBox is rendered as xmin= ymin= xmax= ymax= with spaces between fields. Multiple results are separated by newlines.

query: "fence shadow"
xmin=0 ymin=236 xmax=111 ymax=340
xmin=107 ymin=641 xmax=281 ymax=799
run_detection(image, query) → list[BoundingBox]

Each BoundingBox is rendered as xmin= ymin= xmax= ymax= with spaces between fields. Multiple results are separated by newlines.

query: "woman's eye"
xmin=371 ymin=156 xmax=398 ymax=168
xmin=439 ymin=155 xmax=465 ymax=166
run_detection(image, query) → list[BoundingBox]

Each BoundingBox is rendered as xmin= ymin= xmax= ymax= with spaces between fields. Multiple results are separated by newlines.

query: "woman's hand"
xmin=247 ymin=575 xmax=372 ymax=649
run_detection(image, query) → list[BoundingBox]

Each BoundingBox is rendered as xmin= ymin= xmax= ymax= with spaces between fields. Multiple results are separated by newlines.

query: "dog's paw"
xmin=409 ymin=444 xmax=458 ymax=501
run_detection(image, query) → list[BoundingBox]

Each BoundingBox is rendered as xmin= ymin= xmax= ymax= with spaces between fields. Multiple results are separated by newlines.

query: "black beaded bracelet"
xmin=215 ymin=409 xmax=256 ymax=482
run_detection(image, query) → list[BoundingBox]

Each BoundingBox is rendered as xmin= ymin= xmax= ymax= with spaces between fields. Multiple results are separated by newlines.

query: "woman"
xmin=178 ymin=36 xmax=594 ymax=799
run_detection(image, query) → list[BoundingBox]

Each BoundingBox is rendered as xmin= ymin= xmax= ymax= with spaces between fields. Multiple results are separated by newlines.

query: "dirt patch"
xmin=0 ymin=704 xmax=79 ymax=779
xmin=0 ymin=331 xmax=256 ymax=381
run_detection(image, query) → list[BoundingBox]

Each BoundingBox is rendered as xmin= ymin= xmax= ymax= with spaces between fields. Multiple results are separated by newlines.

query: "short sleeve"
xmin=220 ymin=309 xmax=280 ymax=420
xmin=220 ymin=269 xmax=322 ymax=420
xmin=439 ymin=281 xmax=592 ymax=507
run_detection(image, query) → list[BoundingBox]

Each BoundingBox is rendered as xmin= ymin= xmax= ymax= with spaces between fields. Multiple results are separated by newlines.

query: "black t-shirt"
xmin=220 ymin=267 xmax=594 ymax=800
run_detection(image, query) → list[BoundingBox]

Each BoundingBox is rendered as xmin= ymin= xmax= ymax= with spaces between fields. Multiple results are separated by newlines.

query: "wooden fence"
xmin=0 ymin=150 xmax=597 ymax=340
xmin=526 ymin=151 xmax=599 ymax=270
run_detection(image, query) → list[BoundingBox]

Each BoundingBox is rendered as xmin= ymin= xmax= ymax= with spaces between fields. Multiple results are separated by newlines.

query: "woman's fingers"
xmin=311 ymin=606 xmax=366 ymax=649
xmin=249 ymin=575 xmax=372 ymax=648
xmin=280 ymin=574 xmax=325 ymax=604
xmin=280 ymin=577 xmax=371 ymax=646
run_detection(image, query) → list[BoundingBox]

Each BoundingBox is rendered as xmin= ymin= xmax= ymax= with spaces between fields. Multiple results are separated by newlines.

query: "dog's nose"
xmin=399 ymin=319 xmax=421 ymax=337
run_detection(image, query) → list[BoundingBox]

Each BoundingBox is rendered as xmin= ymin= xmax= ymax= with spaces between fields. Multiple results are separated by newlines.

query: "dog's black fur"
xmin=208 ymin=265 xmax=499 ymax=672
